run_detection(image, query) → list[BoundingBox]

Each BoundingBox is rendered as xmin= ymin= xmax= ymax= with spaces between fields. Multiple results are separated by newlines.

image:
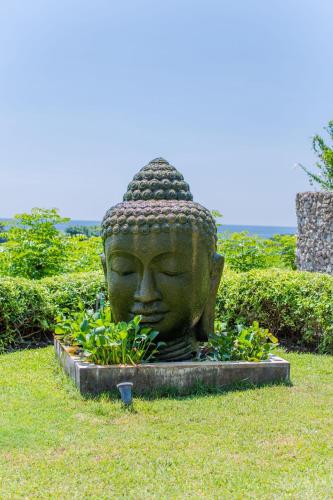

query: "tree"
xmin=0 ymin=208 xmax=70 ymax=279
xmin=65 ymin=225 xmax=101 ymax=238
xmin=0 ymin=221 xmax=7 ymax=243
xmin=299 ymin=120 xmax=333 ymax=190
xmin=211 ymin=210 xmax=223 ymax=230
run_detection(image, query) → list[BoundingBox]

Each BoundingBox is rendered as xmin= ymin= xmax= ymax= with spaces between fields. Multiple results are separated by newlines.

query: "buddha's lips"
xmin=129 ymin=310 xmax=168 ymax=323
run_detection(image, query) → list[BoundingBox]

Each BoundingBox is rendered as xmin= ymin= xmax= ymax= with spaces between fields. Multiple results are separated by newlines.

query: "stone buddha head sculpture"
xmin=101 ymin=158 xmax=224 ymax=361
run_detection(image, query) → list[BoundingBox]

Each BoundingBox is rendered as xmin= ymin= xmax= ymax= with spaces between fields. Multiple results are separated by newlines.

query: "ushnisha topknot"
xmin=101 ymin=158 xmax=217 ymax=251
xmin=123 ymin=157 xmax=193 ymax=202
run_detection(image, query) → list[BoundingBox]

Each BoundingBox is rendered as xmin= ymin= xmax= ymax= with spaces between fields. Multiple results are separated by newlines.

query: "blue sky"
xmin=1 ymin=0 xmax=332 ymax=225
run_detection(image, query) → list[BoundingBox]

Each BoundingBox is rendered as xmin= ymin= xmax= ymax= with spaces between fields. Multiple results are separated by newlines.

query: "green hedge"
xmin=0 ymin=271 xmax=105 ymax=352
xmin=216 ymin=269 xmax=333 ymax=354
xmin=41 ymin=271 xmax=106 ymax=312
xmin=1 ymin=269 xmax=332 ymax=354
xmin=0 ymin=277 xmax=53 ymax=352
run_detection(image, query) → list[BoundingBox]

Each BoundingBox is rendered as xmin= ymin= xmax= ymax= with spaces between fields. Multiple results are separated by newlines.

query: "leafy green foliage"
xmin=207 ymin=321 xmax=278 ymax=361
xmin=40 ymin=271 xmax=105 ymax=312
xmin=0 ymin=221 xmax=7 ymax=243
xmin=0 ymin=276 xmax=53 ymax=352
xmin=218 ymin=232 xmax=267 ymax=272
xmin=268 ymin=234 xmax=297 ymax=270
xmin=211 ymin=210 xmax=223 ymax=230
xmin=0 ymin=208 xmax=70 ymax=279
xmin=0 ymin=209 xmax=103 ymax=278
xmin=63 ymin=236 xmax=103 ymax=273
xmin=299 ymin=120 xmax=333 ymax=190
xmin=218 ymin=231 xmax=296 ymax=272
xmin=55 ymin=304 xmax=164 ymax=365
xmin=65 ymin=225 xmax=101 ymax=237
xmin=0 ymin=208 xmax=296 ymax=279
xmin=216 ymin=269 xmax=333 ymax=354
xmin=0 ymin=271 xmax=104 ymax=352
xmin=1 ymin=269 xmax=332 ymax=355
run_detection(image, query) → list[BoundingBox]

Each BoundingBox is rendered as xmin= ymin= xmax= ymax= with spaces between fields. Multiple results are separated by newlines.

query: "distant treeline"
xmin=65 ymin=225 xmax=101 ymax=237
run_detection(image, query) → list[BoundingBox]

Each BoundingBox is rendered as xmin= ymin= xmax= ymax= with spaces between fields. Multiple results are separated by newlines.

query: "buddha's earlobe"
xmin=195 ymin=253 xmax=224 ymax=341
xmin=100 ymin=253 xmax=107 ymax=279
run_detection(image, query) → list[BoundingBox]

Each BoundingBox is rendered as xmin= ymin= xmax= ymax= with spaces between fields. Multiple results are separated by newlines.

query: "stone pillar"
xmin=296 ymin=192 xmax=333 ymax=274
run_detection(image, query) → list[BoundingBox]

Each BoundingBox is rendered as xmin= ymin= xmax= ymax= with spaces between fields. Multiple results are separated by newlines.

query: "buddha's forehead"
xmin=104 ymin=231 xmax=208 ymax=260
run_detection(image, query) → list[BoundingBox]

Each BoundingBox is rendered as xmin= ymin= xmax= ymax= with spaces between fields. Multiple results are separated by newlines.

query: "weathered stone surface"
xmin=296 ymin=192 xmax=333 ymax=274
xmin=55 ymin=339 xmax=290 ymax=396
xmin=101 ymin=158 xmax=224 ymax=361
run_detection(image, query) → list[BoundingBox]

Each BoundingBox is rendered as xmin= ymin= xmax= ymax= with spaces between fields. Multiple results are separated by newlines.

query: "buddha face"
xmin=103 ymin=231 xmax=214 ymax=341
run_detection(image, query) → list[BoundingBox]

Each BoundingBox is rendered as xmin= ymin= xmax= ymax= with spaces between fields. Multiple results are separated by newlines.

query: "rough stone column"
xmin=296 ymin=191 xmax=333 ymax=274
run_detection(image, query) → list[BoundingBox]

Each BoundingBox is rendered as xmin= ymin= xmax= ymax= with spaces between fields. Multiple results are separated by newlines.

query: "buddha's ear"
xmin=100 ymin=253 xmax=107 ymax=279
xmin=195 ymin=253 xmax=224 ymax=342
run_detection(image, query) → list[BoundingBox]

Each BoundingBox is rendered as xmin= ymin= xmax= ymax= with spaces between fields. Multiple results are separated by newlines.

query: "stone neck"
xmin=155 ymin=335 xmax=196 ymax=362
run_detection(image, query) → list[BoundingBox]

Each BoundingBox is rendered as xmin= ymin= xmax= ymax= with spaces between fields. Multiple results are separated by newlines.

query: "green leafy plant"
xmin=207 ymin=321 xmax=278 ymax=362
xmin=54 ymin=303 xmax=164 ymax=365
xmin=211 ymin=209 xmax=223 ymax=231
xmin=41 ymin=271 xmax=106 ymax=312
xmin=0 ymin=271 xmax=105 ymax=352
xmin=299 ymin=120 xmax=333 ymax=190
xmin=217 ymin=231 xmax=296 ymax=272
xmin=0 ymin=208 xmax=70 ymax=279
xmin=1 ymin=268 xmax=333 ymax=354
xmin=0 ymin=276 xmax=53 ymax=352
xmin=266 ymin=234 xmax=297 ymax=270
xmin=216 ymin=268 xmax=333 ymax=354
xmin=0 ymin=221 xmax=7 ymax=243
xmin=63 ymin=235 xmax=102 ymax=273
xmin=0 ymin=209 xmax=104 ymax=278
xmin=65 ymin=225 xmax=101 ymax=238
xmin=218 ymin=231 xmax=267 ymax=272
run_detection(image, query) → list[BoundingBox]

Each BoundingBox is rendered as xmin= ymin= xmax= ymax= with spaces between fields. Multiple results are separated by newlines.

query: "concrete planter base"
xmin=54 ymin=338 xmax=290 ymax=396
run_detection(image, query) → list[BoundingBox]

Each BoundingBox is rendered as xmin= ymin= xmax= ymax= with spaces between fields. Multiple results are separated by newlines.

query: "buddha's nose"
xmin=134 ymin=269 xmax=161 ymax=303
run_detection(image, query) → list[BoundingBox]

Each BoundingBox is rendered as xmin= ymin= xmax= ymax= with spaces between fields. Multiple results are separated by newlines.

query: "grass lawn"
xmin=0 ymin=347 xmax=332 ymax=499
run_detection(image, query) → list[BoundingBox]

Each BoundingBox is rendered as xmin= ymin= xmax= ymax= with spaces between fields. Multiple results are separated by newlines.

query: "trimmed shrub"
xmin=41 ymin=271 xmax=105 ymax=312
xmin=0 ymin=271 xmax=105 ymax=352
xmin=216 ymin=269 xmax=333 ymax=354
xmin=0 ymin=277 xmax=53 ymax=352
xmin=1 ymin=269 xmax=332 ymax=354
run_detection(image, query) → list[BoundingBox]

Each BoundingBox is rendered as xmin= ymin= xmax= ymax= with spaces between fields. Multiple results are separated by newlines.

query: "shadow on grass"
xmin=80 ymin=378 xmax=293 ymax=404
xmin=5 ymin=337 xmax=53 ymax=353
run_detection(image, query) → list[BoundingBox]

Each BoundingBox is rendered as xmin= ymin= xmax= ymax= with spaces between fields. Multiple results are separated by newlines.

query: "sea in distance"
xmin=0 ymin=218 xmax=297 ymax=239
xmin=56 ymin=220 xmax=296 ymax=239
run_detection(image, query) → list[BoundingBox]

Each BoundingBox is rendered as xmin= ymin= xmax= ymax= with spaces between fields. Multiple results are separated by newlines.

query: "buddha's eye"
xmin=111 ymin=268 xmax=135 ymax=276
xmin=109 ymin=255 xmax=137 ymax=276
xmin=160 ymin=270 xmax=184 ymax=277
